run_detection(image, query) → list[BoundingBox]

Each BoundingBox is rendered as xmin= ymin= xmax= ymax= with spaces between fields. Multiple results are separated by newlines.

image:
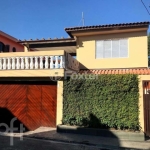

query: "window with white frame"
xmin=96 ymin=39 xmax=128 ymax=58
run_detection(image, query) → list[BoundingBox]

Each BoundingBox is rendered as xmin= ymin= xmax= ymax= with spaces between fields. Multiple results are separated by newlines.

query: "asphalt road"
xmin=0 ymin=135 xmax=104 ymax=150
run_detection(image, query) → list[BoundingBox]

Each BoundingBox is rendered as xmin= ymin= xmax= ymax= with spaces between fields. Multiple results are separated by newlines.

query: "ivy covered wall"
xmin=63 ymin=74 xmax=140 ymax=130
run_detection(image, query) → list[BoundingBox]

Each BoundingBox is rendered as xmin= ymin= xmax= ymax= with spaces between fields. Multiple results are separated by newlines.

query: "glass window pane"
xmin=112 ymin=39 xmax=119 ymax=58
xmin=120 ymin=39 xmax=128 ymax=57
xmin=96 ymin=41 xmax=103 ymax=58
xmin=104 ymin=40 xmax=111 ymax=58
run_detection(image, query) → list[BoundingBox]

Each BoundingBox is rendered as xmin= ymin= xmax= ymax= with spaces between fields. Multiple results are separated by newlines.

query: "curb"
xmin=23 ymin=135 xmax=149 ymax=150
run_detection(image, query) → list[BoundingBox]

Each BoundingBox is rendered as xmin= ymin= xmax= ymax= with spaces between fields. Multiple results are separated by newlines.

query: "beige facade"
xmin=76 ymin=31 xmax=148 ymax=69
xmin=0 ymin=69 xmax=64 ymax=77
xmin=56 ymin=81 xmax=63 ymax=125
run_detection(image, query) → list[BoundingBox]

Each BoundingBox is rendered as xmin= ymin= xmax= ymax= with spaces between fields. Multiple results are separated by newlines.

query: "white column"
xmin=60 ymin=56 xmax=65 ymax=68
xmin=20 ymin=57 xmax=25 ymax=69
xmin=0 ymin=58 xmax=2 ymax=70
xmin=63 ymin=56 xmax=65 ymax=68
xmin=7 ymin=58 xmax=11 ymax=70
xmin=3 ymin=58 xmax=6 ymax=70
xmin=34 ymin=56 xmax=38 ymax=69
xmin=50 ymin=56 xmax=54 ymax=69
xmin=55 ymin=56 xmax=59 ymax=68
xmin=40 ymin=56 xmax=43 ymax=69
xmin=25 ymin=57 xmax=29 ymax=69
xmin=12 ymin=57 xmax=15 ymax=69
xmin=45 ymin=56 xmax=49 ymax=69
xmin=30 ymin=57 xmax=34 ymax=69
xmin=16 ymin=57 xmax=20 ymax=69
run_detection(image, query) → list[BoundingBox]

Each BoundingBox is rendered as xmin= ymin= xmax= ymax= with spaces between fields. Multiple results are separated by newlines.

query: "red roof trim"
xmin=79 ymin=68 xmax=150 ymax=75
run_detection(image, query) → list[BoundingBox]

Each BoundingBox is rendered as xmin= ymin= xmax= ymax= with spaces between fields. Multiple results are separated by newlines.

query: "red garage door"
xmin=0 ymin=81 xmax=57 ymax=130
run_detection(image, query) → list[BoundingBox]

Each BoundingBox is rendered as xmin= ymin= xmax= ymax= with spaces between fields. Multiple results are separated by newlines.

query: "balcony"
xmin=0 ymin=50 xmax=79 ymax=77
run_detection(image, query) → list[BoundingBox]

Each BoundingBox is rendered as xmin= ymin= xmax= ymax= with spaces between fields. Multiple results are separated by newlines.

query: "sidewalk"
xmin=1 ymin=127 xmax=150 ymax=150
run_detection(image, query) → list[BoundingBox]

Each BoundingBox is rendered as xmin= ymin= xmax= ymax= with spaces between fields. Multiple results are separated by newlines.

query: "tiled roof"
xmin=79 ymin=68 xmax=150 ymax=75
xmin=65 ymin=21 xmax=150 ymax=32
xmin=18 ymin=37 xmax=75 ymax=43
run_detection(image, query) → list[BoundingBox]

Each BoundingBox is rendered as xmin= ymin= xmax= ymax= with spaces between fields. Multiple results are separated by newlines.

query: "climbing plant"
xmin=63 ymin=74 xmax=140 ymax=131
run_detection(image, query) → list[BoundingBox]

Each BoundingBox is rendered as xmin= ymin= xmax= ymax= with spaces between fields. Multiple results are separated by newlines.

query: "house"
xmin=0 ymin=21 xmax=150 ymax=136
xmin=0 ymin=30 xmax=24 ymax=52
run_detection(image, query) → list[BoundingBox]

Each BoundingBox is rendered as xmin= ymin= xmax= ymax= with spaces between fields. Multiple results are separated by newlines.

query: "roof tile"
xmin=79 ymin=68 xmax=150 ymax=75
xmin=65 ymin=21 xmax=149 ymax=32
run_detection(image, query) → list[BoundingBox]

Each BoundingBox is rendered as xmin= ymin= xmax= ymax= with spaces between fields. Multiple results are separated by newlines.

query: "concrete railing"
xmin=0 ymin=50 xmax=79 ymax=71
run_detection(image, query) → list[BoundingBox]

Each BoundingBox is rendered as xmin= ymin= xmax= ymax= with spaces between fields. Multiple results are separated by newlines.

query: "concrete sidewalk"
xmin=1 ymin=127 xmax=150 ymax=150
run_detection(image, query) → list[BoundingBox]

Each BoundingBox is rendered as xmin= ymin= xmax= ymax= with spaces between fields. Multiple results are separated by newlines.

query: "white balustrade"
xmin=30 ymin=57 xmax=34 ymax=69
xmin=0 ymin=55 xmax=67 ymax=70
xmin=55 ymin=56 xmax=59 ymax=68
xmin=60 ymin=56 xmax=65 ymax=68
xmin=20 ymin=57 xmax=24 ymax=69
xmin=0 ymin=58 xmax=2 ymax=70
xmin=45 ymin=56 xmax=49 ymax=69
xmin=35 ymin=56 xmax=38 ymax=69
xmin=59 ymin=56 xmax=63 ymax=68
xmin=16 ymin=57 xmax=20 ymax=69
xmin=50 ymin=56 xmax=54 ymax=69
xmin=3 ymin=58 xmax=6 ymax=70
xmin=12 ymin=57 xmax=15 ymax=69
xmin=40 ymin=56 xmax=43 ymax=69
xmin=25 ymin=57 xmax=29 ymax=69
xmin=7 ymin=58 xmax=11 ymax=70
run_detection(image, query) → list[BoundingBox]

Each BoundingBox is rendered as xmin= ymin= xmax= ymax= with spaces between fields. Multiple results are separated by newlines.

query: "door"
xmin=143 ymin=81 xmax=150 ymax=136
xmin=0 ymin=81 xmax=57 ymax=130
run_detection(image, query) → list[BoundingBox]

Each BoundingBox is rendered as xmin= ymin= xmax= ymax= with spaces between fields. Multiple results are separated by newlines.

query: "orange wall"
xmin=0 ymin=34 xmax=24 ymax=52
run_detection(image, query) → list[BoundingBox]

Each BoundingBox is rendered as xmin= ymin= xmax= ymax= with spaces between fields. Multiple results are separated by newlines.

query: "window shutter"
xmin=120 ymin=39 xmax=128 ymax=57
xmin=12 ymin=47 xmax=16 ymax=52
xmin=4 ymin=45 xmax=10 ymax=52
xmin=112 ymin=39 xmax=119 ymax=58
xmin=96 ymin=41 xmax=103 ymax=58
xmin=104 ymin=40 xmax=111 ymax=58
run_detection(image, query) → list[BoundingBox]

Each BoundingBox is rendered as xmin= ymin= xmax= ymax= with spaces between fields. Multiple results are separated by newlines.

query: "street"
xmin=0 ymin=135 xmax=103 ymax=150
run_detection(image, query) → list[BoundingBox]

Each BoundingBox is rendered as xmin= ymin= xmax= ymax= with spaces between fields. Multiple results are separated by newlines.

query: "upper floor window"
xmin=4 ymin=45 xmax=10 ymax=52
xmin=0 ymin=41 xmax=5 ymax=52
xmin=12 ymin=47 xmax=16 ymax=52
xmin=96 ymin=39 xmax=128 ymax=59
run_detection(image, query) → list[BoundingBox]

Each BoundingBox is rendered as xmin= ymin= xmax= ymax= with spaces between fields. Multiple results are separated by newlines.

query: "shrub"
xmin=63 ymin=74 xmax=140 ymax=130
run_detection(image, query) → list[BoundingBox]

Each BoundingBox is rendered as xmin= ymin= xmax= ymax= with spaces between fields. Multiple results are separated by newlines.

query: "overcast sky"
xmin=0 ymin=0 xmax=150 ymax=40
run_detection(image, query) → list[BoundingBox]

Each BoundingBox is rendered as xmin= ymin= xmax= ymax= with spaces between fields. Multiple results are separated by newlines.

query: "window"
xmin=12 ymin=47 xmax=16 ymax=52
xmin=4 ymin=45 xmax=10 ymax=52
xmin=96 ymin=39 xmax=128 ymax=58
xmin=0 ymin=41 xmax=5 ymax=52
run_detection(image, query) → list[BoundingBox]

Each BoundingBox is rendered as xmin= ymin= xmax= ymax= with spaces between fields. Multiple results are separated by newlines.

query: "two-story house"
xmin=0 ymin=21 xmax=149 ymax=136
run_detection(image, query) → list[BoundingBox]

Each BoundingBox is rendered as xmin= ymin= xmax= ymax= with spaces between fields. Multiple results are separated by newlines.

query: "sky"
xmin=0 ymin=0 xmax=150 ymax=40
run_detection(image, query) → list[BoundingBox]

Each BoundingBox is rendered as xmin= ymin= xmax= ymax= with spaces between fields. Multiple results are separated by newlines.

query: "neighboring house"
xmin=0 ymin=21 xmax=150 ymax=136
xmin=0 ymin=31 xmax=24 ymax=52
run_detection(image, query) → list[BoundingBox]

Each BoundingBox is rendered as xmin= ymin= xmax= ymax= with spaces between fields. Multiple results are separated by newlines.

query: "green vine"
xmin=63 ymin=74 xmax=140 ymax=131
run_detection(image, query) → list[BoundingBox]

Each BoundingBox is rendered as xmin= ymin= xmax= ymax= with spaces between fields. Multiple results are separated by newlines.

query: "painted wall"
xmin=0 ymin=34 xmax=23 ymax=52
xmin=77 ymin=31 xmax=148 ymax=69
xmin=56 ymin=81 xmax=63 ymax=125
